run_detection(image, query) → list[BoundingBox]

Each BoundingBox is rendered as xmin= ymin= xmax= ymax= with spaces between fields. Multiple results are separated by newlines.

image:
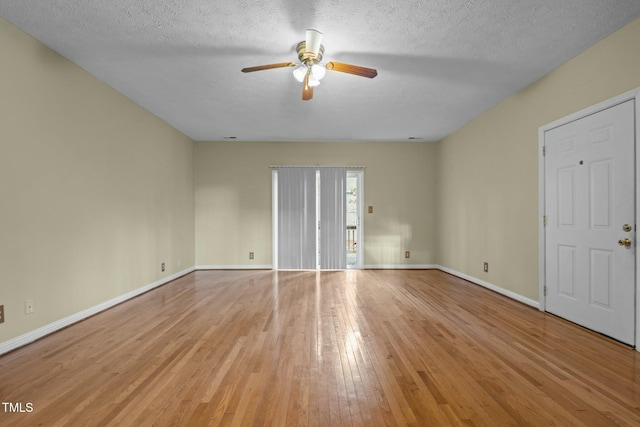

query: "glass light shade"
xmin=311 ymin=64 xmax=326 ymax=80
xmin=292 ymin=65 xmax=307 ymax=82
xmin=308 ymin=76 xmax=321 ymax=87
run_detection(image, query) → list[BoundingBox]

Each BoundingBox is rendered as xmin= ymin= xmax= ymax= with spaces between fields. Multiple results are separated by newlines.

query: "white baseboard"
xmin=436 ymin=265 xmax=539 ymax=309
xmin=196 ymin=265 xmax=273 ymax=270
xmin=197 ymin=265 xmax=438 ymax=271
xmin=0 ymin=267 xmax=195 ymax=356
xmin=363 ymin=264 xmax=439 ymax=269
xmin=196 ymin=265 xmax=438 ymax=270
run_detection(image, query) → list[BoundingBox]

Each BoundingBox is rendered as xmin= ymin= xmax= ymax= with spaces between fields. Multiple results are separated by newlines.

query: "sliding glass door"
xmin=272 ymin=167 xmax=363 ymax=270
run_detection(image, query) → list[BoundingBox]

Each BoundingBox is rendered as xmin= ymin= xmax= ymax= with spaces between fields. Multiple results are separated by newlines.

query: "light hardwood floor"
xmin=1 ymin=270 xmax=640 ymax=426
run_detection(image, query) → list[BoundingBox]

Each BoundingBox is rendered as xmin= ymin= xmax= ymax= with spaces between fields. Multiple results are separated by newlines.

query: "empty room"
xmin=2 ymin=1 xmax=640 ymax=425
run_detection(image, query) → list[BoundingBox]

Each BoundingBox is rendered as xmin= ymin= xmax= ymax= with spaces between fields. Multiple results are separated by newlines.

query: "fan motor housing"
xmin=296 ymin=41 xmax=325 ymax=64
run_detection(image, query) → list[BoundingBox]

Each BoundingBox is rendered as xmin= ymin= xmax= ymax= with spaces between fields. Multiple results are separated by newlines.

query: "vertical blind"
xmin=277 ymin=166 xmax=347 ymax=270
xmin=277 ymin=167 xmax=317 ymax=269
xmin=319 ymin=167 xmax=346 ymax=269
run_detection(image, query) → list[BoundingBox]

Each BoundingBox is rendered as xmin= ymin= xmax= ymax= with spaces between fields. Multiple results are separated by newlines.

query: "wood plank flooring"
xmin=1 ymin=269 xmax=640 ymax=426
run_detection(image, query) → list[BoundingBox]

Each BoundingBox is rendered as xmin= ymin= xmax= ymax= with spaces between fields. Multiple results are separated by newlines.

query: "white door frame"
xmin=538 ymin=87 xmax=640 ymax=348
xmin=272 ymin=169 xmax=278 ymax=269
xmin=347 ymin=170 xmax=365 ymax=269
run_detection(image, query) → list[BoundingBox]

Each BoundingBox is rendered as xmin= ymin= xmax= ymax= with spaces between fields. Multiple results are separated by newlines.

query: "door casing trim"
xmin=538 ymin=87 xmax=640 ymax=348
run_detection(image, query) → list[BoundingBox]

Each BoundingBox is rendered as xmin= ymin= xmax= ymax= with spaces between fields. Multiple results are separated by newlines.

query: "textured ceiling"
xmin=2 ymin=1 xmax=640 ymax=142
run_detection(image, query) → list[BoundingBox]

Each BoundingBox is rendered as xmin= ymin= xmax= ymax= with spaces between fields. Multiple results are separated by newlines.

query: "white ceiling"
xmin=2 ymin=1 xmax=640 ymax=142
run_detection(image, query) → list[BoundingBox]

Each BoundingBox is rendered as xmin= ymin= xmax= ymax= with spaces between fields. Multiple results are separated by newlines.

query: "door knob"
xmin=618 ymin=238 xmax=632 ymax=247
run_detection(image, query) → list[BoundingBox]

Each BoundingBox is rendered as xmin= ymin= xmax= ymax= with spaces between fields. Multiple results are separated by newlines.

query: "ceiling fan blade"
xmin=241 ymin=62 xmax=296 ymax=73
xmin=326 ymin=61 xmax=378 ymax=78
xmin=302 ymin=73 xmax=313 ymax=101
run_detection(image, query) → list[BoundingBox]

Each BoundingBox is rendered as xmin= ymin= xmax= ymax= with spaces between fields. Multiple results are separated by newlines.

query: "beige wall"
xmin=0 ymin=18 xmax=195 ymax=343
xmin=194 ymin=141 xmax=437 ymax=267
xmin=436 ymin=17 xmax=640 ymax=300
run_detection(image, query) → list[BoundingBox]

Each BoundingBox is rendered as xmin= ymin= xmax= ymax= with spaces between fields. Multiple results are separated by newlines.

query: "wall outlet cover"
xmin=25 ymin=300 xmax=34 ymax=315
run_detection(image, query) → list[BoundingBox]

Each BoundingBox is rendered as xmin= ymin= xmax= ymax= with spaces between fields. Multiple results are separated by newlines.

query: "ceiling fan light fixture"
xmin=308 ymin=75 xmax=321 ymax=87
xmin=241 ymin=30 xmax=378 ymax=101
xmin=292 ymin=64 xmax=307 ymax=82
xmin=311 ymin=63 xmax=326 ymax=80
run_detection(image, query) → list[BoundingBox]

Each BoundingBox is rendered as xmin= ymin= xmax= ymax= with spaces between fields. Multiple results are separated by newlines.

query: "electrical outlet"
xmin=484 ymin=262 xmax=489 ymax=272
xmin=368 ymin=206 xmax=373 ymax=214
xmin=161 ymin=262 xmax=165 ymax=272
xmin=405 ymin=251 xmax=410 ymax=259
xmin=249 ymin=252 xmax=254 ymax=260
xmin=25 ymin=300 xmax=34 ymax=315
xmin=0 ymin=305 xmax=4 ymax=323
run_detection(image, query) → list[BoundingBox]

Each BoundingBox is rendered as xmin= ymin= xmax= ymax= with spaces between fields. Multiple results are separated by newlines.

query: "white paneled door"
xmin=544 ymin=100 xmax=635 ymax=345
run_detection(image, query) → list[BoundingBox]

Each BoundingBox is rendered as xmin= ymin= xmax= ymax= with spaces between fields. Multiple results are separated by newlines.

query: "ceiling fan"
xmin=241 ymin=29 xmax=377 ymax=101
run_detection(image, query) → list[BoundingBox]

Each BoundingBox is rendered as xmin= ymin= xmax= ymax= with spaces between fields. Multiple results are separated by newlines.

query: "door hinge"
xmin=543 ymin=215 xmax=548 ymax=226
xmin=544 ymin=285 xmax=547 ymax=296
xmin=542 ymin=146 xmax=546 ymax=156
